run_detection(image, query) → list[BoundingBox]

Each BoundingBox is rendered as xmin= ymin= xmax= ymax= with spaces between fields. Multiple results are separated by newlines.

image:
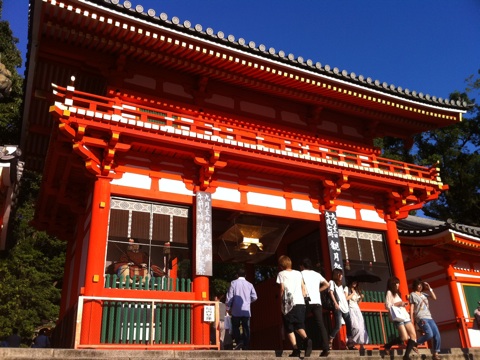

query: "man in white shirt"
xmin=300 ymin=258 xmax=330 ymax=357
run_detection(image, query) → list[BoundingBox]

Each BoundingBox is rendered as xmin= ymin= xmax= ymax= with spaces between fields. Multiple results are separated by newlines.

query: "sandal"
xmin=432 ymin=354 xmax=441 ymax=360
xmin=328 ymin=338 xmax=333 ymax=350
xmin=384 ymin=343 xmax=392 ymax=355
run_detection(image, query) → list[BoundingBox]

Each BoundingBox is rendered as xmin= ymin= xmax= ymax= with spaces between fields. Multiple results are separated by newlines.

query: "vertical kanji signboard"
xmin=325 ymin=211 xmax=344 ymax=272
xmin=195 ymin=191 xmax=213 ymax=276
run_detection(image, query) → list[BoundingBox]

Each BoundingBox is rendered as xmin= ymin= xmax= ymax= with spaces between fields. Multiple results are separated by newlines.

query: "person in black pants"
xmin=300 ymin=258 xmax=330 ymax=357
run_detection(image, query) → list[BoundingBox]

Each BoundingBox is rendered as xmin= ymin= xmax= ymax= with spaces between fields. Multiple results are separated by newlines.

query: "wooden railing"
xmin=75 ymin=296 xmax=219 ymax=350
xmin=100 ymin=300 xmax=192 ymax=345
xmin=104 ymin=274 xmax=192 ymax=292
xmin=51 ymin=83 xmax=441 ymax=186
xmin=361 ymin=291 xmax=398 ymax=346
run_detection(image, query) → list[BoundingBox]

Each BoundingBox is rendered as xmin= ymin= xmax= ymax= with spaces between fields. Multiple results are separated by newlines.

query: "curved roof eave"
xmin=82 ymin=0 xmax=472 ymax=112
xmin=398 ymin=215 xmax=480 ymax=240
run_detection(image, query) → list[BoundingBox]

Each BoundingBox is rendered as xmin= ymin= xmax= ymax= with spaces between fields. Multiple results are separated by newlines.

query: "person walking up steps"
xmin=225 ymin=268 xmax=258 ymax=350
xmin=328 ymin=268 xmax=356 ymax=350
xmin=300 ymin=258 xmax=330 ymax=357
xmin=384 ymin=276 xmax=418 ymax=360
xmin=277 ymin=255 xmax=313 ymax=358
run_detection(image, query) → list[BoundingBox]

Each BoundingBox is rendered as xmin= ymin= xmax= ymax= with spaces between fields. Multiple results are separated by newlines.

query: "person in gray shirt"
xmin=409 ymin=279 xmax=441 ymax=360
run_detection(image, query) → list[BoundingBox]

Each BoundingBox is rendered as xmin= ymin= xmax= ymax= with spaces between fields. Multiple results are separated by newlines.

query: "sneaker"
xmin=304 ymin=337 xmax=313 ymax=357
xmin=319 ymin=350 xmax=330 ymax=357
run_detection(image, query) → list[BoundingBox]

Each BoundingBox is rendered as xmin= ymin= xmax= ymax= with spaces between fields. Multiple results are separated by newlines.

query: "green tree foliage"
xmin=211 ymin=262 xmax=240 ymax=299
xmin=380 ymin=72 xmax=480 ymax=225
xmin=0 ymin=170 xmax=66 ymax=344
xmin=0 ymin=0 xmax=24 ymax=144
xmin=415 ymin=88 xmax=480 ymax=225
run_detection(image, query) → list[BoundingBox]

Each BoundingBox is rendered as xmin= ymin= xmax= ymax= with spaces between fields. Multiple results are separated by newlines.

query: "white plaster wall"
xmin=336 ymin=205 xmax=356 ymax=219
xmin=111 ymin=172 xmax=151 ymax=189
xmin=429 ymin=285 xmax=455 ymax=324
xmin=291 ymin=199 xmax=319 ymax=214
xmin=468 ymin=329 xmax=480 ymax=347
xmin=360 ymin=209 xmax=385 ymax=223
xmin=159 ymin=178 xmax=194 ymax=196
xmin=211 ymin=187 xmax=241 ymax=203
xmin=247 ymin=192 xmax=286 ymax=209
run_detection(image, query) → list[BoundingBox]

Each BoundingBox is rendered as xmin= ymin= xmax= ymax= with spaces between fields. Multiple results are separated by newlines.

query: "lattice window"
xmin=105 ymin=197 xmax=191 ymax=279
xmin=338 ymin=228 xmax=389 ymax=285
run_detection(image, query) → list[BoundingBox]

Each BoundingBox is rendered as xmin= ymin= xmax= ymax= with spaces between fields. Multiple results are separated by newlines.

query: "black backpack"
xmin=321 ymin=283 xmax=339 ymax=310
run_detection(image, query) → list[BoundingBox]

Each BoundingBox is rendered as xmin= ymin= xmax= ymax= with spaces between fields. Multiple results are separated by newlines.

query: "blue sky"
xmin=3 ymin=0 xmax=480 ymax=102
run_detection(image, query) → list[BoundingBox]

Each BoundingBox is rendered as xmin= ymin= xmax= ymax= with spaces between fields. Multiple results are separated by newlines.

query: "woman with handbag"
xmin=384 ymin=276 xmax=418 ymax=360
xmin=409 ymin=279 xmax=441 ymax=360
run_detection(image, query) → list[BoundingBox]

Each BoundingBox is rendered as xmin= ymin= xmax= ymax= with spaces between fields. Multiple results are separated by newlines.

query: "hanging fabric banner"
xmin=195 ymin=191 xmax=212 ymax=276
xmin=325 ymin=210 xmax=344 ymax=271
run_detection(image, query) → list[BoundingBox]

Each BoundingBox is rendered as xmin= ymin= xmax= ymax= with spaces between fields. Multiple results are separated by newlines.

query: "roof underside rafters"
xmin=36 ymin=0 xmax=466 ymax=129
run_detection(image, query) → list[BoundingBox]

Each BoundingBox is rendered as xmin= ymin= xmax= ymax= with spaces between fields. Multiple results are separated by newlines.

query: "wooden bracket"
xmin=194 ymin=149 xmax=227 ymax=191
xmin=321 ymin=173 xmax=350 ymax=209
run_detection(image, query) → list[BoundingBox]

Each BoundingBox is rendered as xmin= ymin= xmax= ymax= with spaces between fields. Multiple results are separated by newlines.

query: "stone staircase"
xmin=0 ymin=348 xmax=478 ymax=360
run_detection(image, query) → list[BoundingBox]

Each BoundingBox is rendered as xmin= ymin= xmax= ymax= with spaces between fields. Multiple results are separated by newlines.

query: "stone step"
xmin=0 ymin=348 xmax=478 ymax=359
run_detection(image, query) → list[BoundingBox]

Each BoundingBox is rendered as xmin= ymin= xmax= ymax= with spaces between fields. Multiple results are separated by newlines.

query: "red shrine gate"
xmin=20 ymin=0 xmax=468 ymax=350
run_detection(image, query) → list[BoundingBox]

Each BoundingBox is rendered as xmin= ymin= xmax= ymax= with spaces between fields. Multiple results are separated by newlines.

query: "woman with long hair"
xmin=345 ymin=279 xmax=369 ymax=347
xmin=409 ymin=279 xmax=441 ymax=360
xmin=328 ymin=268 xmax=356 ymax=350
xmin=384 ymin=276 xmax=417 ymax=359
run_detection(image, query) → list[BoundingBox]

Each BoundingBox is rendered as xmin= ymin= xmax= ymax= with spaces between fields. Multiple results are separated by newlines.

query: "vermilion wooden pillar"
xmin=447 ymin=265 xmax=469 ymax=348
xmin=80 ymin=177 xmax=111 ymax=345
xmin=386 ymin=218 xmax=409 ymax=299
xmin=193 ymin=275 xmax=210 ymax=345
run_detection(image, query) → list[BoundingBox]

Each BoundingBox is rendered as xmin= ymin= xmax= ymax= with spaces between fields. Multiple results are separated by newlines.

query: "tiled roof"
xmin=93 ymin=0 xmax=471 ymax=111
xmin=398 ymin=215 xmax=480 ymax=238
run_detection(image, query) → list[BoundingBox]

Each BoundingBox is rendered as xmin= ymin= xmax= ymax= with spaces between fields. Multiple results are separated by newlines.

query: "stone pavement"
xmin=0 ymin=348 xmax=478 ymax=359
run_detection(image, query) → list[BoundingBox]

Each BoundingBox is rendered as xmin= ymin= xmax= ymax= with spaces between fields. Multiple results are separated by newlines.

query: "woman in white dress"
xmin=345 ymin=280 xmax=369 ymax=346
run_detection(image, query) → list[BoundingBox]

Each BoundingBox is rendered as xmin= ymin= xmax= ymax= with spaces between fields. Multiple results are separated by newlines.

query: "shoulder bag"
xmin=389 ymin=305 xmax=410 ymax=322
